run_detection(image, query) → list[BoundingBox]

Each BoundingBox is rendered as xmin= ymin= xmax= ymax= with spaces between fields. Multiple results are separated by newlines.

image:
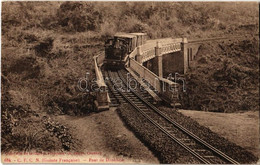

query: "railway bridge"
xmin=92 ymin=36 xmax=202 ymax=111
xmin=92 ymin=34 xmax=247 ymax=111
xmin=91 ymin=34 xmax=247 ymax=164
xmin=128 ymin=37 xmax=201 ymax=77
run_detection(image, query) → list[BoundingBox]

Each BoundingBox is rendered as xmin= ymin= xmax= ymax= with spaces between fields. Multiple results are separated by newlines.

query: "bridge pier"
xmin=134 ymin=37 xmax=197 ymax=76
xmin=181 ymin=38 xmax=188 ymax=74
xmin=136 ymin=46 xmax=142 ymax=64
xmin=155 ymin=41 xmax=163 ymax=78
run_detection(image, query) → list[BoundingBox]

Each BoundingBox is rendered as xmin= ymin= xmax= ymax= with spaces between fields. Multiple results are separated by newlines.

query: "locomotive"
xmin=104 ymin=32 xmax=147 ymax=69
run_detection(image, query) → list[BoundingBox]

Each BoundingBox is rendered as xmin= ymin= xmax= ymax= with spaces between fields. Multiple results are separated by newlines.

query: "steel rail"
xmin=116 ymin=69 xmax=239 ymax=164
xmin=188 ymin=34 xmax=256 ymax=43
xmin=107 ymin=70 xmax=211 ymax=164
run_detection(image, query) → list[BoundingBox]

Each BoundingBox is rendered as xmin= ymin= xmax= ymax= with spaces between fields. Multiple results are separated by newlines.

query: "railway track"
xmin=188 ymin=34 xmax=257 ymax=43
xmin=104 ymin=69 xmax=239 ymax=164
xmin=105 ymin=70 xmax=154 ymax=107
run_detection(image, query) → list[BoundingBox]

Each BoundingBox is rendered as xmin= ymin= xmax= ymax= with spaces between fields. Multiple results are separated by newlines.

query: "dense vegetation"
xmin=183 ymin=38 xmax=259 ymax=112
xmin=2 ymin=2 xmax=259 ymax=38
xmin=1 ymin=1 xmax=259 ymax=152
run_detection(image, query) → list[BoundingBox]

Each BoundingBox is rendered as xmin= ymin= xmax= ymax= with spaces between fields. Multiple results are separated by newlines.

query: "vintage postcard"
xmin=1 ymin=1 xmax=259 ymax=164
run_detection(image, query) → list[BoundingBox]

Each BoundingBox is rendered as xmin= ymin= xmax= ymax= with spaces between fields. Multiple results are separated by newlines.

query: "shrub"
xmin=57 ymin=2 xmax=102 ymax=32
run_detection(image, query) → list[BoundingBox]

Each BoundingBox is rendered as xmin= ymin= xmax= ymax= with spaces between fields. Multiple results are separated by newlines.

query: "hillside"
xmin=1 ymin=1 xmax=259 ymax=153
xmin=182 ymin=37 xmax=259 ymax=112
xmin=179 ymin=110 xmax=259 ymax=157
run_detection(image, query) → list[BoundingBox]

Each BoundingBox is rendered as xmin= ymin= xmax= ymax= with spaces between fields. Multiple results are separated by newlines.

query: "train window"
xmin=128 ymin=39 xmax=132 ymax=52
xmin=119 ymin=40 xmax=124 ymax=46
xmin=143 ymin=35 xmax=147 ymax=43
xmin=115 ymin=39 xmax=120 ymax=48
xmin=132 ymin=37 xmax=137 ymax=50
xmin=105 ymin=39 xmax=113 ymax=46
xmin=190 ymin=48 xmax=192 ymax=61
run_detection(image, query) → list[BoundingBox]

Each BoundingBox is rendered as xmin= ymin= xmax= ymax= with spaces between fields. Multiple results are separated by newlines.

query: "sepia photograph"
xmin=1 ymin=1 xmax=259 ymax=164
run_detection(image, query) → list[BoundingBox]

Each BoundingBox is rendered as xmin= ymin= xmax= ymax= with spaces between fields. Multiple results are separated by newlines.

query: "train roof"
xmin=114 ymin=33 xmax=136 ymax=38
xmin=130 ymin=33 xmax=147 ymax=36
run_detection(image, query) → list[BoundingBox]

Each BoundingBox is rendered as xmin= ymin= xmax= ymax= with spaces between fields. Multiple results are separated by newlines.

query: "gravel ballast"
xmin=118 ymin=104 xmax=201 ymax=164
xmin=159 ymin=107 xmax=258 ymax=164
xmin=118 ymin=104 xmax=258 ymax=164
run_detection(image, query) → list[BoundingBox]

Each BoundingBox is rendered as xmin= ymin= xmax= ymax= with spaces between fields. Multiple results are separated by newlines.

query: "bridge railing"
xmin=96 ymin=52 xmax=105 ymax=67
xmin=159 ymin=77 xmax=179 ymax=103
xmin=129 ymin=58 xmax=178 ymax=96
xmin=94 ymin=53 xmax=106 ymax=87
xmin=141 ymin=47 xmax=156 ymax=62
xmin=161 ymin=42 xmax=181 ymax=54
xmin=129 ymin=57 xmax=161 ymax=91
xmin=93 ymin=53 xmax=109 ymax=111
xmin=160 ymin=38 xmax=182 ymax=54
xmin=133 ymin=38 xmax=184 ymax=63
xmin=140 ymin=41 xmax=157 ymax=51
xmin=129 ymin=47 xmax=138 ymax=58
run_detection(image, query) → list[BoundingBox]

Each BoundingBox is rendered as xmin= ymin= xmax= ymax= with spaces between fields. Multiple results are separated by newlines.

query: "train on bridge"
xmin=95 ymin=31 xmax=207 ymax=111
xmin=96 ymin=32 xmax=183 ymax=110
xmin=104 ymin=32 xmax=148 ymax=69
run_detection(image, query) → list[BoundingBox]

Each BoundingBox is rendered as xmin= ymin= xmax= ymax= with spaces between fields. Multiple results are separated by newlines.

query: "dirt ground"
xmin=179 ymin=110 xmax=259 ymax=158
xmin=55 ymin=107 xmax=159 ymax=164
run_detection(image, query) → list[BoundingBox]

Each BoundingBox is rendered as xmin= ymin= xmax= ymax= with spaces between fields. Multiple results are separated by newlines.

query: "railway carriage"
xmin=104 ymin=32 xmax=147 ymax=69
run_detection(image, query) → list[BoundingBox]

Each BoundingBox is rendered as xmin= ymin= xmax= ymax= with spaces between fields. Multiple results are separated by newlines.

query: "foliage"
xmin=2 ymin=2 xmax=259 ymax=37
xmin=1 ymin=1 xmax=259 ymax=152
xmin=182 ymin=38 xmax=259 ymax=112
xmin=57 ymin=2 xmax=102 ymax=32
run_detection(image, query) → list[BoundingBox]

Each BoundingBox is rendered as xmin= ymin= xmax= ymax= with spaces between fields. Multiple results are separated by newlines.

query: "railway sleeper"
xmin=112 ymin=92 xmax=120 ymax=96
xmin=110 ymin=104 xmax=119 ymax=107
xmin=109 ymin=97 xmax=117 ymax=101
xmin=117 ymin=98 xmax=124 ymax=101
xmin=114 ymin=95 xmax=123 ymax=98
xmin=125 ymin=95 xmax=136 ymax=98
xmin=139 ymin=108 xmax=149 ymax=111
xmin=166 ymin=131 xmax=176 ymax=136
xmin=180 ymin=138 xmax=192 ymax=142
xmin=193 ymin=148 xmax=213 ymax=155
xmin=111 ymin=100 xmax=118 ymax=104
xmin=194 ymin=149 xmax=207 ymax=152
xmin=128 ymin=93 xmax=137 ymax=96
xmin=203 ymin=155 xmax=216 ymax=158
xmin=133 ymin=100 xmax=142 ymax=103
xmin=110 ymin=101 xmax=119 ymax=105
xmin=131 ymin=96 xmax=141 ymax=100
xmin=164 ymin=126 xmax=174 ymax=129
xmin=109 ymin=97 xmax=118 ymax=103
xmin=137 ymin=105 xmax=147 ymax=108
xmin=117 ymin=98 xmax=124 ymax=102
xmin=134 ymin=103 xmax=144 ymax=106
xmin=126 ymin=95 xmax=137 ymax=98
xmin=133 ymin=101 xmax=143 ymax=104
xmin=184 ymin=142 xmax=196 ymax=146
